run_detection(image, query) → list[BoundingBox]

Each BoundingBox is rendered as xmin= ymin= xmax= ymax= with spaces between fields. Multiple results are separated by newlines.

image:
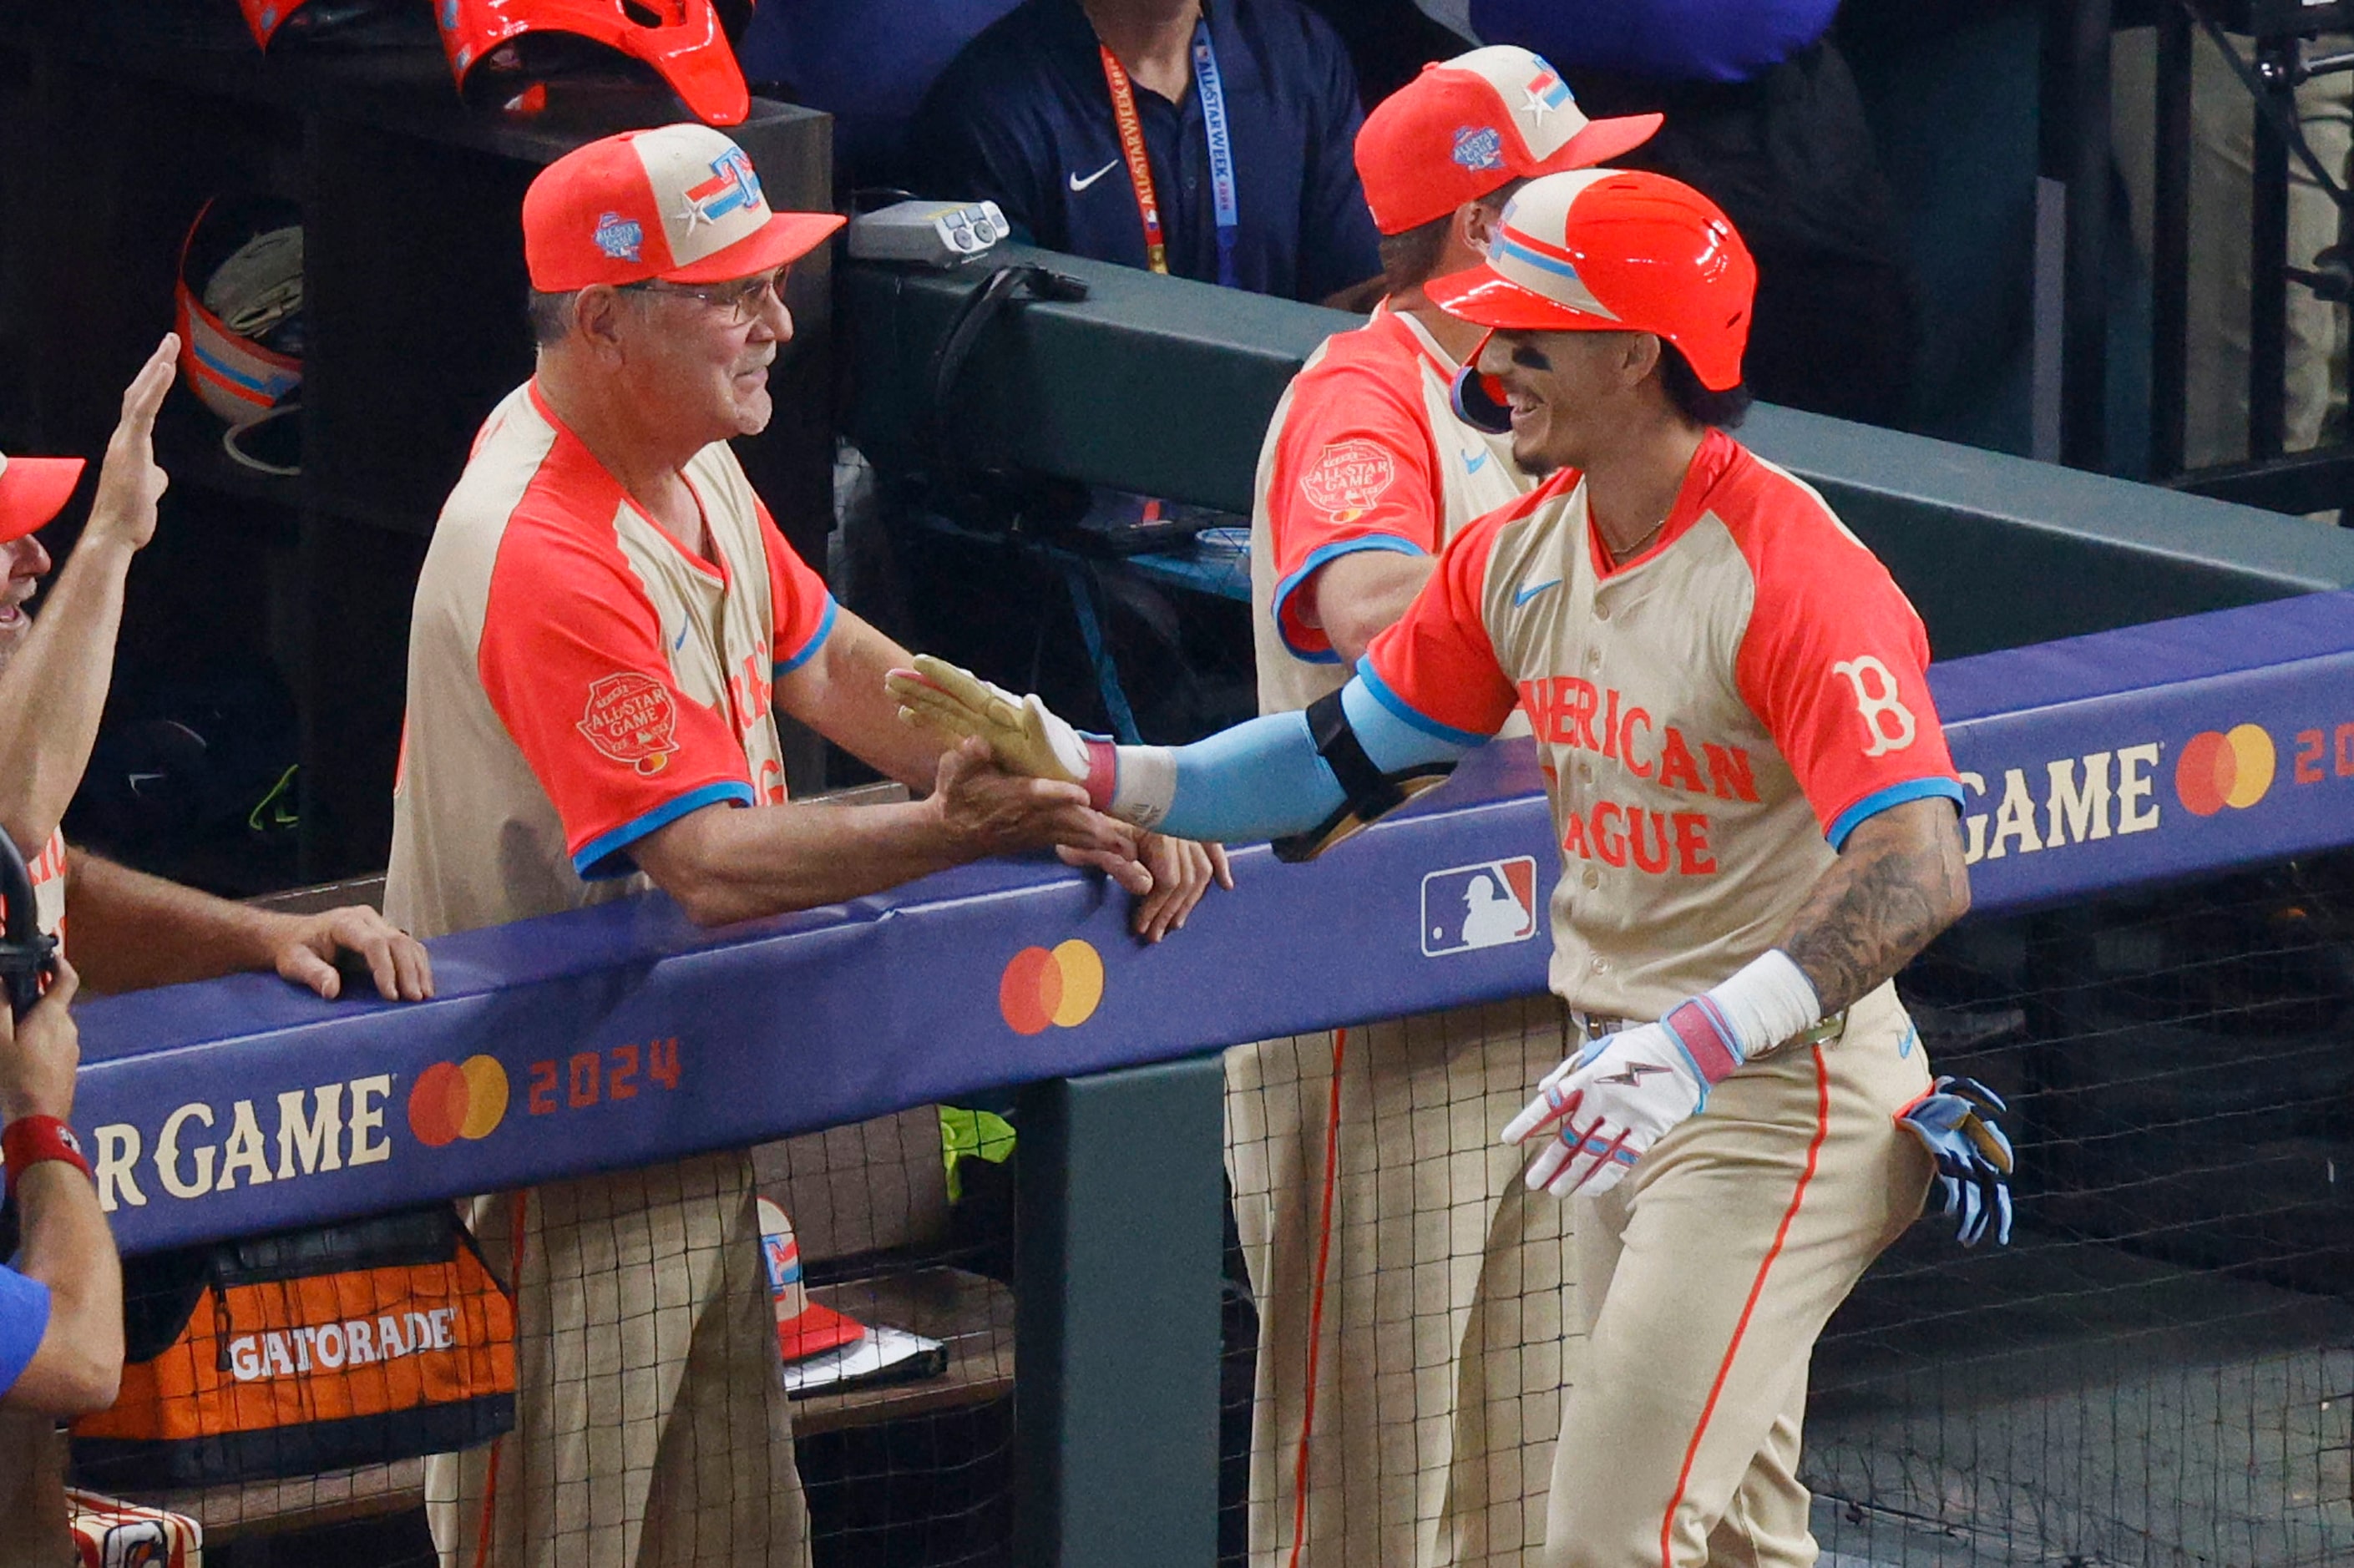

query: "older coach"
xmin=386 ymin=124 xmax=1219 ymax=1567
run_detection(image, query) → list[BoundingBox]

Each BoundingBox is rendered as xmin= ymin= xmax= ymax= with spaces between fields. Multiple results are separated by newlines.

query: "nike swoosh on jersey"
xmin=1461 ymin=449 xmax=1489 ymax=473
xmin=1068 ymin=159 xmax=1121 ymax=193
xmin=1512 ymin=578 xmax=1563 ymax=607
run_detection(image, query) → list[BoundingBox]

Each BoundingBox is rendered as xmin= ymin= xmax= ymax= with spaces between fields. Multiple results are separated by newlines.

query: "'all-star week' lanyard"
xmin=1098 ymin=18 xmax=1240 ymax=288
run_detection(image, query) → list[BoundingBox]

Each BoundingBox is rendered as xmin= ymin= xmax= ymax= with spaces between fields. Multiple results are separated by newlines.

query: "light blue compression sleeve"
xmin=1146 ymin=676 xmax=1476 ymax=842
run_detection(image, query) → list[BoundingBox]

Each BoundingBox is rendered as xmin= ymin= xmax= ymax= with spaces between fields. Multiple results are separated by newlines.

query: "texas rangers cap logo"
xmin=1452 ymin=124 xmax=1505 ymax=173
xmin=681 ymin=147 xmax=762 ymax=232
xmin=578 ymin=672 xmax=680 ymax=776
xmin=1523 ymin=65 xmax=1571 ymax=123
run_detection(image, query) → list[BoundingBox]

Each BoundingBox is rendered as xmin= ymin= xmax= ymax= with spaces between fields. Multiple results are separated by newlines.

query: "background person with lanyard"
xmin=914 ymin=0 xmax=1384 ymax=304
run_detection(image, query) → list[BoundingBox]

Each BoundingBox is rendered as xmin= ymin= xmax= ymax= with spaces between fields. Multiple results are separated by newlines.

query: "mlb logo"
xmin=1421 ymin=857 xmax=1538 ymax=957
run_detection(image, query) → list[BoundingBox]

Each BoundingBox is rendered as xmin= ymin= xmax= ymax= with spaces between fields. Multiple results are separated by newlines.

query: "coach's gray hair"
xmin=526 ymin=288 xmax=581 ymax=346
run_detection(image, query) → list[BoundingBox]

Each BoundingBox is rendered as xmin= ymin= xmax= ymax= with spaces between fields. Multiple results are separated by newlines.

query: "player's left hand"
xmin=271 ymin=906 xmax=435 ymax=1002
xmin=1501 ymin=1014 xmax=1723 ymax=1198
xmin=1895 ymin=1075 xmax=2015 ymax=1247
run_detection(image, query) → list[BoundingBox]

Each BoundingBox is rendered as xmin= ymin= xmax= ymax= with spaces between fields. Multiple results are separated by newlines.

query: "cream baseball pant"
xmin=1541 ymin=981 xmax=1933 ymax=1568
xmin=428 ymin=1149 xmax=808 ymax=1568
xmin=1228 ymin=997 xmax=1577 ymax=1568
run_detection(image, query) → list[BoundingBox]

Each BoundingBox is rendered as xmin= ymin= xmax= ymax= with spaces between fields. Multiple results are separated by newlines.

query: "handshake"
xmin=887 ymin=657 xmax=1229 ymax=939
xmin=887 ymin=655 xmax=1110 ymax=804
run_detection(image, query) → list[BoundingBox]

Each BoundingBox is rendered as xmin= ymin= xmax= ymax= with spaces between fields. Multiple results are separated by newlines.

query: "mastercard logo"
xmin=2174 ymin=724 xmax=2276 ymax=817
xmin=1000 ymin=940 xmax=1105 ymax=1035
xmin=408 ymin=1055 xmax=511 ymax=1148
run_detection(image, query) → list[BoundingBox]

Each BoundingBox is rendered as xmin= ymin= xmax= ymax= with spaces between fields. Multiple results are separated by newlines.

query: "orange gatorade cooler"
xmin=73 ymin=1206 xmax=514 ymax=1488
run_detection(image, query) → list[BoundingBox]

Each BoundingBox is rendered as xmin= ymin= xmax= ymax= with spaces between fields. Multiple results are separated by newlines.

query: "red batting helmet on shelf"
xmin=433 ymin=0 xmax=752 ymax=126
xmin=1429 ymin=168 xmax=1758 ymax=393
xmin=175 ymin=196 xmax=305 ymax=432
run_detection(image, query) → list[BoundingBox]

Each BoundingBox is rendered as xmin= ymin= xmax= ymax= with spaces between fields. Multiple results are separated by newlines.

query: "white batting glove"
xmin=1502 ymin=953 xmax=1822 ymax=1198
xmin=1501 ymin=1015 xmax=1719 ymax=1196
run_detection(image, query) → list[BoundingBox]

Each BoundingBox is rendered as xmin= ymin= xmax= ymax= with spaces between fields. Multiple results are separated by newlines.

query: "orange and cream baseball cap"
xmin=1355 ymin=46 xmax=1662 ymax=237
xmin=522 ymin=124 xmax=846 ymax=292
xmin=0 ymin=453 xmax=85 ymax=543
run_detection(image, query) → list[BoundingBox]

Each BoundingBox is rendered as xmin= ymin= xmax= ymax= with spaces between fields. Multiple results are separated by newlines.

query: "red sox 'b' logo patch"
xmin=579 ymin=672 xmax=680 ymax=776
xmin=1300 ymin=439 xmax=1397 ymax=523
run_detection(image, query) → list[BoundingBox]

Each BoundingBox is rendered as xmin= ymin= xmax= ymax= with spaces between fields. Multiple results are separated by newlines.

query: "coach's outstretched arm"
xmin=888 ymin=655 xmax=1477 ymax=854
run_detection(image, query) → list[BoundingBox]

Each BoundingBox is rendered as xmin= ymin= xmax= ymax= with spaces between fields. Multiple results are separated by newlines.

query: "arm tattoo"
xmin=1780 ymin=799 xmax=1972 ymax=1016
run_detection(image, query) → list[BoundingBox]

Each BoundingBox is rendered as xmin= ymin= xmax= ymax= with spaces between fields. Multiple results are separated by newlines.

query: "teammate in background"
xmin=894 ymin=168 xmax=2011 ymax=1568
xmin=1231 ymin=46 xmax=1659 ymax=1565
xmin=0 ymin=959 xmax=119 ymax=1554
xmin=384 ymin=124 xmax=1223 ymax=1568
xmin=0 ymin=338 xmax=429 ymax=999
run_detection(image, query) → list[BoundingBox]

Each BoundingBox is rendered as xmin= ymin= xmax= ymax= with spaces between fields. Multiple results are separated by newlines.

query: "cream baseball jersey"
xmin=1249 ymin=305 xmax=1526 ymax=715
xmin=1364 ymin=428 xmax=1962 ymax=1018
xmin=385 ymin=381 xmax=834 ymax=939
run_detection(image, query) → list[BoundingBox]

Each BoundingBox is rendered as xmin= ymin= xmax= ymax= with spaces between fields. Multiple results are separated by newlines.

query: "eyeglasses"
xmin=620 ymin=267 xmax=789 ymax=326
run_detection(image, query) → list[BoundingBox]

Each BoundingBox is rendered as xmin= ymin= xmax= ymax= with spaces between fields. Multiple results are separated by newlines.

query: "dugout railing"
xmin=63 ymin=581 xmax=2354 ymax=1565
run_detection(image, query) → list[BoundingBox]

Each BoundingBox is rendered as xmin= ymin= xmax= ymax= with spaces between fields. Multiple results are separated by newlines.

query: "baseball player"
xmin=892 ymin=168 xmax=2012 ymax=1568
xmin=1233 ymin=47 xmax=1658 ymax=1566
xmin=385 ymin=124 xmax=1220 ymax=1568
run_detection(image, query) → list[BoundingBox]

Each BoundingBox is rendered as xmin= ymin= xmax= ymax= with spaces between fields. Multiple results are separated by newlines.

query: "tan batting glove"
xmin=886 ymin=655 xmax=1096 ymax=786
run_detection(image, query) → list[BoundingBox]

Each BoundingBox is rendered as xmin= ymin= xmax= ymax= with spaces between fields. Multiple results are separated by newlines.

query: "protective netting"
xmin=72 ymin=1109 xmax=1022 ymax=1566
xmin=1219 ymin=852 xmax=2354 ymax=1568
xmin=63 ymin=848 xmax=2354 ymax=1566
xmin=1809 ymin=851 xmax=2354 ymax=1568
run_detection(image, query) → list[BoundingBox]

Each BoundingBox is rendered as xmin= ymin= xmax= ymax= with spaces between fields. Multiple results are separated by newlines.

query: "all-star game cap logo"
xmin=1453 ymin=124 xmax=1505 ymax=173
xmin=593 ymin=211 xmax=643 ymax=263
xmin=578 ymin=671 xmax=680 ymax=776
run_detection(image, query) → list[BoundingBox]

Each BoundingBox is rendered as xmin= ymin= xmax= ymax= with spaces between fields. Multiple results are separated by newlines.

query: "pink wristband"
xmin=1084 ymin=738 xmax=1119 ymax=813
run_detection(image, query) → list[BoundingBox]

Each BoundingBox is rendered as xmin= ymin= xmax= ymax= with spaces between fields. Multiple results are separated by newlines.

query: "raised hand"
xmin=85 ymin=334 xmax=180 ymax=553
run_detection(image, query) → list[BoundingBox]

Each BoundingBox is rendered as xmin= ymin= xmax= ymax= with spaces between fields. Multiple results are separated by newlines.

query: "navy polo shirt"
xmin=912 ymin=0 xmax=1382 ymax=302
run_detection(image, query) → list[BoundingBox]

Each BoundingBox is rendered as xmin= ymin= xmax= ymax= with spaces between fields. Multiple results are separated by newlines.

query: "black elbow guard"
xmin=1270 ymin=689 xmax=1458 ymax=863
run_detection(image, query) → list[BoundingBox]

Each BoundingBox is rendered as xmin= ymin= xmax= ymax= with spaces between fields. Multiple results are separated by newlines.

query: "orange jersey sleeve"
xmin=1263 ymin=350 xmax=1445 ymax=664
xmin=477 ymin=506 xmax=762 ymax=879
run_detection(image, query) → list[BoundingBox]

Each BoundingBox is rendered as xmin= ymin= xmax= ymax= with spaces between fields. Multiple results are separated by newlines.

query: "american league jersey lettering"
xmin=386 ymin=380 xmax=835 ymax=940
xmin=1365 ymin=428 xmax=1962 ymax=1017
